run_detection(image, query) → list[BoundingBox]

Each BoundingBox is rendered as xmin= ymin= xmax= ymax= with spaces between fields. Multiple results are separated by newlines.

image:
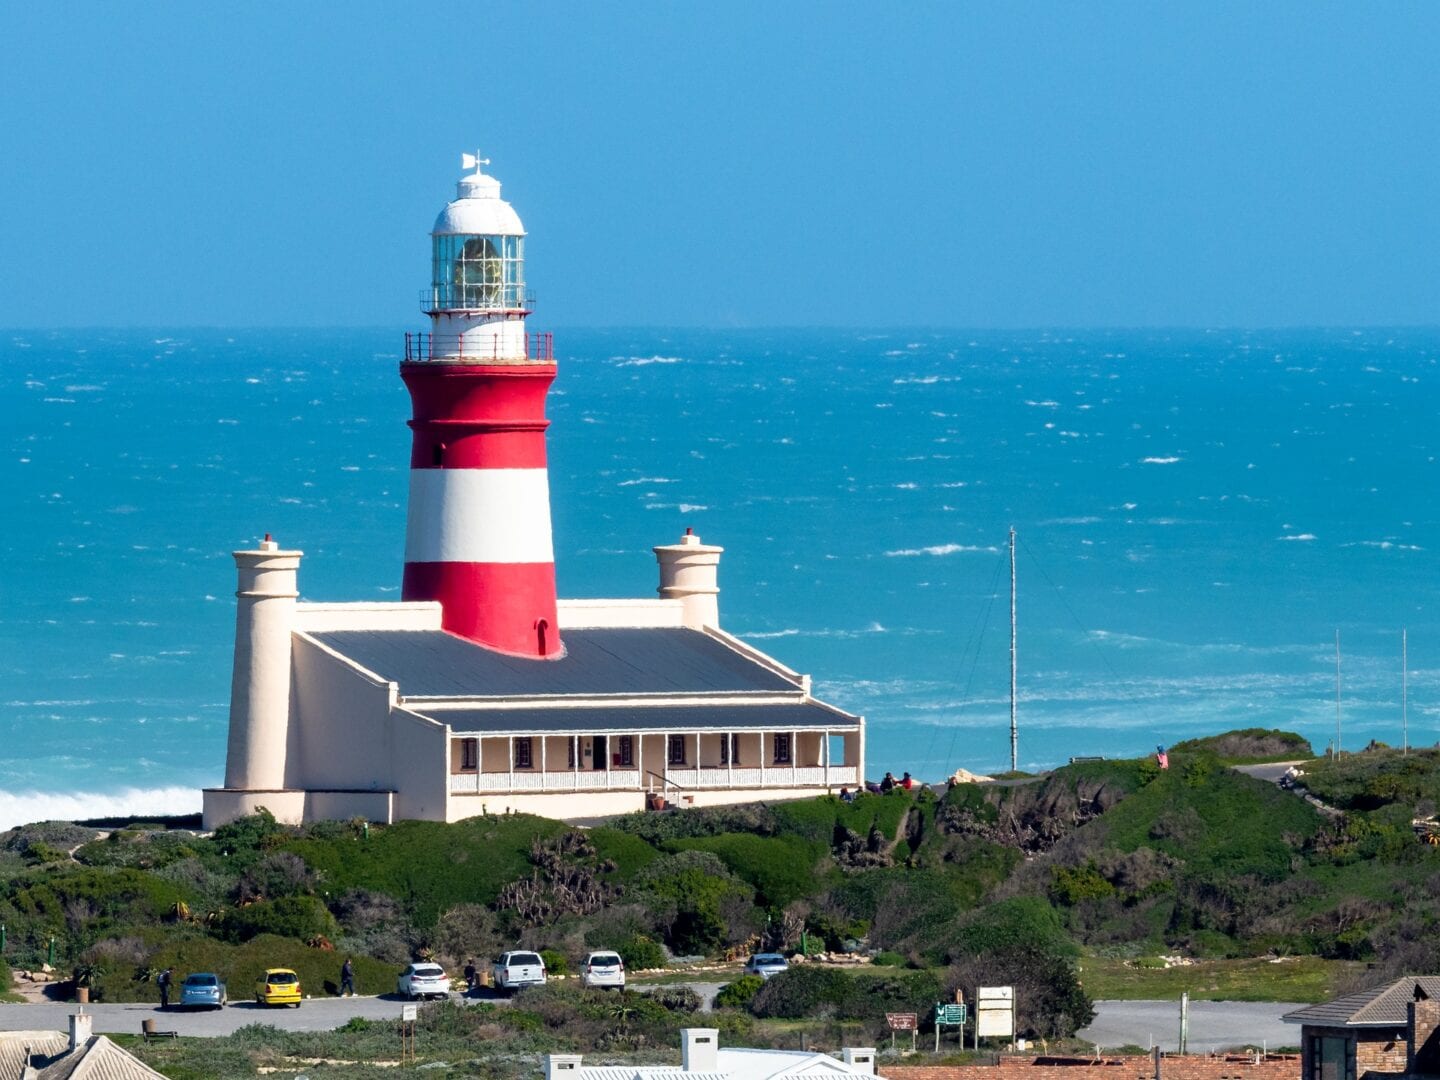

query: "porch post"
xmin=664 ymin=732 xmax=671 ymax=790
xmin=606 ymin=735 xmax=612 ymax=789
xmin=728 ymin=733 xmax=734 ymax=788
xmin=792 ymin=732 xmax=798 ymax=787
xmin=508 ymin=736 xmax=514 ymax=791
xmin=541 ymin=736 xmax=548 ymax=791
xmin=573 ymin=736 xmax=579 ymax=789
xmin=760 ymin=731 xmax=766 ymax=788
xmin=824 ymin=728 xmax=831 ymax=790
xmin=695 ymin=732 xmax=701 ymax=786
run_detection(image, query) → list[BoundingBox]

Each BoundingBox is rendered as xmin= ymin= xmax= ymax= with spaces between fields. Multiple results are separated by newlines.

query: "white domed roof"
xmin=432 ymin=156 xmax=525 ymax=237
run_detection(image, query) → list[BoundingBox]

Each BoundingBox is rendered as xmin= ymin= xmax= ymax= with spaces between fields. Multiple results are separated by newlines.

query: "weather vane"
xmin=461 ymin=150 xmax=490 ymax=173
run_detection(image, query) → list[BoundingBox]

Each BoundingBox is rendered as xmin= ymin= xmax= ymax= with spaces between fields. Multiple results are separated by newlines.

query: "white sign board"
xmin=976 ymin=985 xmax=1015 ymax=1038
xmin=401 ymin=1004 xmax=418 ymax=1022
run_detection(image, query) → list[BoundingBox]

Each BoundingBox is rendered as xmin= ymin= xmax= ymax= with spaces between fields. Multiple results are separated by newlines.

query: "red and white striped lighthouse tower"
xmin=400 ymin=153 xmax=560 ymax=658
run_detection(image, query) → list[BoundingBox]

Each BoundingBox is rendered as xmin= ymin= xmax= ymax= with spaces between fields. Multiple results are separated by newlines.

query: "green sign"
xmin=935 ymin=1003 xmax=966 ymax=1025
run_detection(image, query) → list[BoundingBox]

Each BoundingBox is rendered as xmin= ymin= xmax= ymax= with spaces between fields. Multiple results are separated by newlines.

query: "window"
xmin=1311 ymin=1037 xmax=1353 ymax=1080
xmin=773 ymin=733 xmax=792 ymax=765
xmin=514 ymin=737 xmax=532 ymax=769
xmin=460 ymin=738 xmax=478 ymax=771
xmin=719 ymin=734 xmax=741 ymax=765
xmin=618 ymin=736 xmax=634 ymax=767
xmin=667 ymin=734 xmax=687 ymax=766
xmin=567 ymin=737 xmax=576 ymax=768
xmin=432 ymin=444 xmax=445 ymax=466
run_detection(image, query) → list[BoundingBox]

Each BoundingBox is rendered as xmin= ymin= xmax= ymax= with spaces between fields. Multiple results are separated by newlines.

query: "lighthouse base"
xmin=202 ymin=787 xmax=395 ymax=831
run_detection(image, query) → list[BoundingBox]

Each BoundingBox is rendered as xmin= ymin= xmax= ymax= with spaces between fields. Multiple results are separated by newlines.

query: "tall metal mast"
xmin=1403 ymin=628 xmax=1409 ymax=756
xmin=1334 ymin=630 xmax=1342 ymax=757
xmin=1010 ymin=526 xmax=1017 ymax=773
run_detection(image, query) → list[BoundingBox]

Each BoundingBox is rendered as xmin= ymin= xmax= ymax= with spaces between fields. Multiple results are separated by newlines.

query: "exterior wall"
xmin=390 ymin=709 xmax=449 ymax=821
xmin=306 ymin=790 xmax=395 ymax=823
xmin=1410 ymin=997 xmax=1440 ymax=1074
xmin=557 ymin=598 xmax=685 ymax=628
xmin=447 ymin=785 xmax=851 ymax=822
xmin=883 ymin=1057 xmax=1300 ymax=1080
xmin=797 ymin=731 xmax=822 ymax=767
xmin=1357 ymin=1030 xmax=1408 ymax=1077
xmin=294 ymin=601 xmax=442 ymax=633
xmin=289 ymin=634 xmax=397 ymax=792
xmin=203 ymin=788 xmax=307 ymax=828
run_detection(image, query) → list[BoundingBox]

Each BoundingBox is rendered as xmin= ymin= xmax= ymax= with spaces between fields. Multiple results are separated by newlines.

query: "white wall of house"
xmin=290 ymin=634 xmax=397 ymax=792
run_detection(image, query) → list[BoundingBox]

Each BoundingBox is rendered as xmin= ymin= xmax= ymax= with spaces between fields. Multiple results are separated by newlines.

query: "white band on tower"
xmin=403 ymin=468 xmax=556 ymax=565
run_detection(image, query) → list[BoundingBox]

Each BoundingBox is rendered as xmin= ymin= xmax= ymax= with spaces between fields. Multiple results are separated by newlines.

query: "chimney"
xmin=1409 ymin=984 xmax=1440 ymax=1073
xmin=222 ymin=536 xmax=303 ymax=792
xmin=69 ymin=1010 xmax=92 ymax=1052
xmin=653 ymin=530 xmax=724 ymax=630
xmin=682 ymin=1028 xmax=719 ymax=1073
xmin=841 ymin=1048 xmax=876 ymax=1075
xmin=545 ymin=1055 xmax=583 ymax=1080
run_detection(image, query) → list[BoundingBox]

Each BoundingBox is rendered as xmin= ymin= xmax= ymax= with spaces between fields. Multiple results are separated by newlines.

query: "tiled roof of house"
xmin=309 ymin=627 xmax=801 ymax=698
xmin=0 ymin=1033 xmax=169 ymax=1080
xmin=1284 ymin=977 xmax=1440 ymax=1027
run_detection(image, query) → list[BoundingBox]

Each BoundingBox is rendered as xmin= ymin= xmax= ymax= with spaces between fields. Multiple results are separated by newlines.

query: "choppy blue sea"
xmin=4 ymin=327 xmax=1439 ymax=827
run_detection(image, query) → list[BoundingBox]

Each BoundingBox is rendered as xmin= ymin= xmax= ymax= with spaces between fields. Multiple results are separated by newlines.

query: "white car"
xmin=397 ymin=962 xmax=451 ymax=1000
xmin=580 ymin=951 xmax=625 ymax=989
xmin=492 ymin=950 xmax=547 ymax=993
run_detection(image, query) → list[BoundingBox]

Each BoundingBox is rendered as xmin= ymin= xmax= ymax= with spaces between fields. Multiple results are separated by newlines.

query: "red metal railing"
xmin=403 ymin=332 xmax=554 ymax=363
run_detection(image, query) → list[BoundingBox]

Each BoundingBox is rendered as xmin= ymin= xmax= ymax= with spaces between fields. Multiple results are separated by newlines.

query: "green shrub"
xmin=617 ymin=935 xmax=667 ymax=970
xmin=217 ymin=896 xmax=337 ymax=944
xmin=749 ymin=965 xmax=853 ymax=1018
xmin=645 ymin=985 xmax=702 ymax=1012
xmin=539 ymin=949 xmax=568 ymax=976
xmin=714 ymin=974 xmax=764 ymax=1009
xmin=633 ymin=851 xmax=754 ymax=955
xmin=871 ymin=950 xmax=906 ymax=967
xmin=664 ymin=834 xmax=824 ymax=909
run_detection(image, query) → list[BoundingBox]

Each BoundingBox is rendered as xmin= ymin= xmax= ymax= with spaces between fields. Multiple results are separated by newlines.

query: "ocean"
xmin=4 ymin=327 xmax=1438 ymax=828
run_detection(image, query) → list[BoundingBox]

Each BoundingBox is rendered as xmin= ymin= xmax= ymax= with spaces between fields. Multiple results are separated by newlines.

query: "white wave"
xmin=1040 ymin=516 xmax=1100 ymax=525
xmin=64 ymin=384 xmax=105 ymax=392
xmin=613 ymin=355 xmax=684 ymax=367
xmin=885 ymin=543 xmax=999 ymax=556
xmin=1141 ymin=456 xmax=1181 ymax=464
xmin=1277 ymin=533 xmax=1317 ymax=542
xmin=1344 ymin=540 xmax=1424 ymax=551
xmin=1025 ymin=400 xmax=1060 ymax=408
xmin=0 ymin=786 xmax=202 ymax=833
xmin=618 ymin=477 xmax=676 ymax=487
xmin=677 ymin=503 xmax=708 ymax=513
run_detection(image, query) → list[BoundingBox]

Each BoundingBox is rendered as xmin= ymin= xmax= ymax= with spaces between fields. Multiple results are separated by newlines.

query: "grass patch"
xmin=1079 ymin=954 xmax=1360 ymax=1003
xmin=664 ymin=834 xmax=827 ymax=908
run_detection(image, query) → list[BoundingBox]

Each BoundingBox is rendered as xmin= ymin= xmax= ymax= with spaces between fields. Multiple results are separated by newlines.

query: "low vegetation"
xmin=8 ymin=728 xmax=1440 ymax=1058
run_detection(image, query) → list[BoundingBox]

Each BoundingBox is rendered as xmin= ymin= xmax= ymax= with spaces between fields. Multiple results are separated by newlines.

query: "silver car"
xmin=744 ymin=953 xmax=790 ymax=980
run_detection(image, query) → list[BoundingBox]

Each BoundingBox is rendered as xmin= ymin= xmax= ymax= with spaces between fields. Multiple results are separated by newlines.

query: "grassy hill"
xmin=5 ymin=730 xmax=1440 ymax=1026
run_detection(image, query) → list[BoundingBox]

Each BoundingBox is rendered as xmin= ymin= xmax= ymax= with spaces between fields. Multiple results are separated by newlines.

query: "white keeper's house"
xmin=201 ymin=155 xmax=865 ymax=829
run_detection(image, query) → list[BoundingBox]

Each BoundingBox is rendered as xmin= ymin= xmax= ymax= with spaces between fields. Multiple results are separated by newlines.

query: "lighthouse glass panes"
xmin=431 ymin=233 xmax=524 ymax=310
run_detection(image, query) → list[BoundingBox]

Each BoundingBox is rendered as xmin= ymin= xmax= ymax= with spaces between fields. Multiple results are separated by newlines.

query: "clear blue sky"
xmin=2 ymin=3 xmax=1436 ymax=328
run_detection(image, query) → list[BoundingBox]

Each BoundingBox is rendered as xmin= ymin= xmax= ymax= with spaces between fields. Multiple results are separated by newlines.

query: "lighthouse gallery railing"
xmin=404 ymin=332 xmax=554 ymax=363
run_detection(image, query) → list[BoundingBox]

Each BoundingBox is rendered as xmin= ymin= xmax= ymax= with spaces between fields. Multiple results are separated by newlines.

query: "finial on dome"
xmin=461 ymin=151 xmax=491 ymax=175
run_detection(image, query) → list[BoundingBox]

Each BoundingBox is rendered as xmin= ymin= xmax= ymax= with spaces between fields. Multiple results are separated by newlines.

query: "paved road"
xmin=0 ymin=983 xmax=731 ymax=1037
xmin=1079 ymin=999 xmax=1305 ymax=1053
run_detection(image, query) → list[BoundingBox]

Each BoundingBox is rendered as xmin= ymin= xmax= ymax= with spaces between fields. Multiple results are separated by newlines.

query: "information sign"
xmin=887 ymin=1013 xmax=918 ymax=1031
xmin=976 ymin=985 xmax=1014 ymax=1039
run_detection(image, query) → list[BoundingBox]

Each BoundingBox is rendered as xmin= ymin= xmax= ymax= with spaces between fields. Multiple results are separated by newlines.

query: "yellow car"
xmin=255 ymin=968 xmax=302 ymax=1007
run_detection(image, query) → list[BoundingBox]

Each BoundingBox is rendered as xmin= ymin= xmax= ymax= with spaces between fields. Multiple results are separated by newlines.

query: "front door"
xmin=593 ymin=735 xmax=608 ymax=770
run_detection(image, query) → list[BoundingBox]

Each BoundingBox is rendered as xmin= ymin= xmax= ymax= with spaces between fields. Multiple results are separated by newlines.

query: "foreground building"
xmin=1285 ymin=977 xmax=1440 ymax=1080
xmin=201 ymin=156 xmax=864 ymax=829
xmin=0 ymin=1013 xmax=168 ymax=1080
xmin=546 ymin=1028 xmax=880 ymax=1080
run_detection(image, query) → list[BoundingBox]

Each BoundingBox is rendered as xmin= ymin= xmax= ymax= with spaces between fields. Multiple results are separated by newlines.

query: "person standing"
xmin=464 ymin=958 xmax=477 ymax=996
xmin=157 ymin=967 xmax=172 ymax=1009
xmin=340 ymin=957 xmax=355 ymax=997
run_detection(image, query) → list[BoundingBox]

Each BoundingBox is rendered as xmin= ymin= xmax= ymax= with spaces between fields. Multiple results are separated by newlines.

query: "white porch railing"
xmin=450 ymin=765 xmax=857 ymax=795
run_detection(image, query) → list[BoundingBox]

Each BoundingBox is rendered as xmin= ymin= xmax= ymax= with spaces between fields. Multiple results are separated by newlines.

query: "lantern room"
xmin=425 ymin=154 xmax=528 ymax=314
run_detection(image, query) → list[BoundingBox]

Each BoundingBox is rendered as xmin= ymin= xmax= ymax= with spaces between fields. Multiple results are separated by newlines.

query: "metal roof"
xmin=1284 ymin=977 xmax=1440 ymax=1027
xmin=426 ymin=701 xmax=859 ymax=735
xmin=309 ymin=627 xmax=801 ymax=698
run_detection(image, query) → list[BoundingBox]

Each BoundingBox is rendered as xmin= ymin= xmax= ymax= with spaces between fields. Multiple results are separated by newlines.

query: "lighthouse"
xmin=400 ymin=154 xmax=561 ymax=657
